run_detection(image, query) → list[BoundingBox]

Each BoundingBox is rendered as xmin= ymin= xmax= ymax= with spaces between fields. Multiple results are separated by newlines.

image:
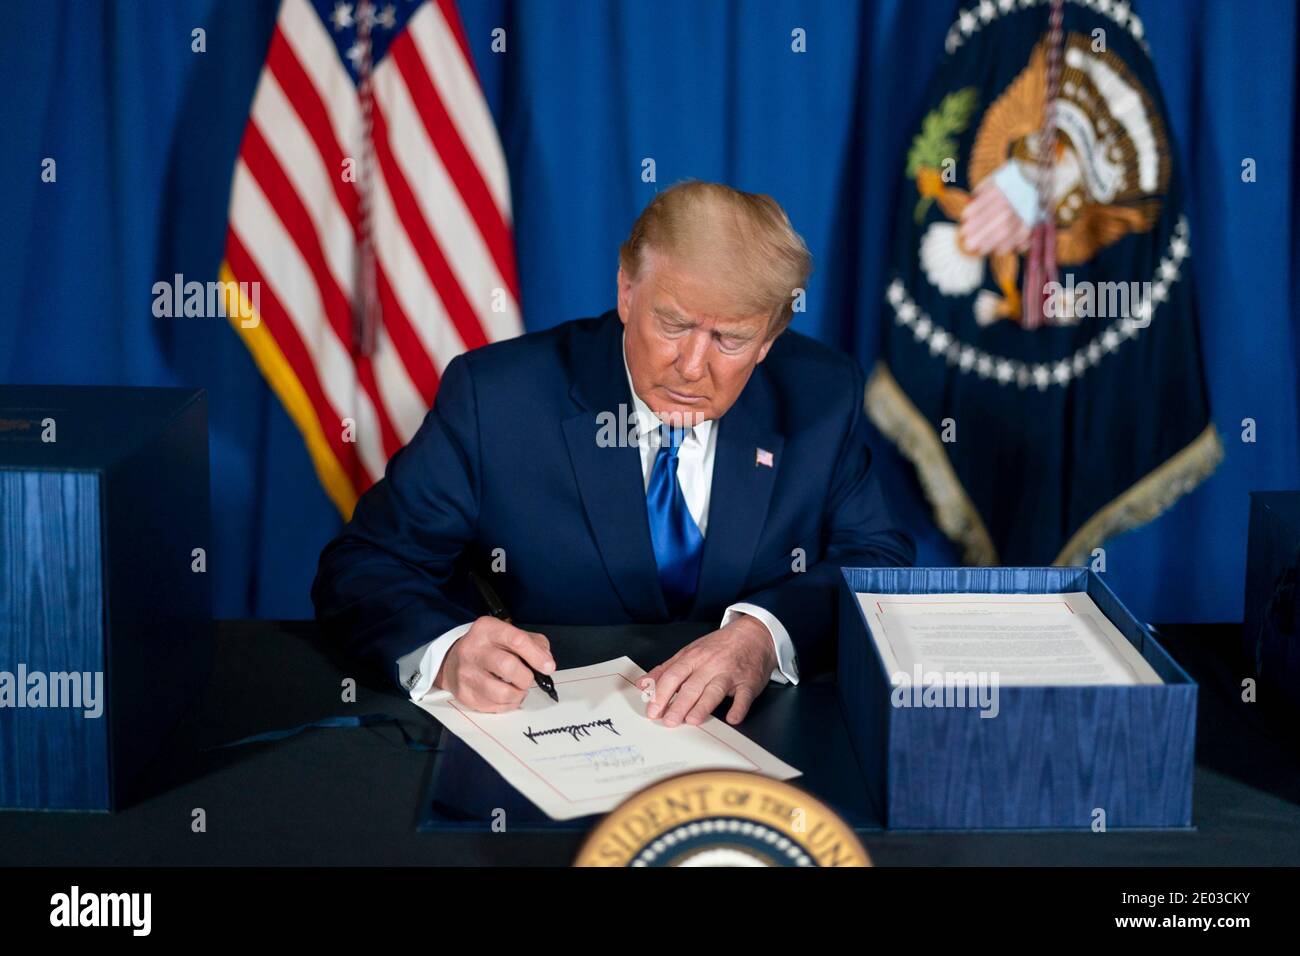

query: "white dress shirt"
xmin=398 ymin=335 xmax=800 ymax=700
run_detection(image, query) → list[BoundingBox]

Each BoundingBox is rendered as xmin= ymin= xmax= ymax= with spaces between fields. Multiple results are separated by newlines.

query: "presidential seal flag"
xmin=867 ymin=0 xmax=1222 ymax=566
xmin=222 ymin=0 xmax=521 ymax=517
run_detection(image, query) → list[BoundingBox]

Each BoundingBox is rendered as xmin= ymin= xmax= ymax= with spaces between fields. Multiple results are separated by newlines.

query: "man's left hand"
xmin=637 ymin=614 xmax=777 ymax=728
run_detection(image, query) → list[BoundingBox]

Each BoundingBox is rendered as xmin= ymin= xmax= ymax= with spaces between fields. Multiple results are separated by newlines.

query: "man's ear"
xmin=616 ymin=267 xmax=631 ymax=324
xmin=755 ymin=335 xmax=777 ymax=364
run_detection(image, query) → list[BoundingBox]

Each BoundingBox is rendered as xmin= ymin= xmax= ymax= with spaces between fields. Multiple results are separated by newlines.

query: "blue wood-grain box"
xmin=0 ymin=386 xmax=212 ymax=811
xmin=837 ymin=567 xmax=1196 ymax=830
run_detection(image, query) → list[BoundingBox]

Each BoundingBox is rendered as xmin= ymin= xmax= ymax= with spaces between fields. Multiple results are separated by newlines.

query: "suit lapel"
xmin=690 ymin=369 xmax=783 ymax=619
xmin=561 ymin=314 xmax=669 ymax=621
xmin=560 ymin=312 xmax=785 ymax=623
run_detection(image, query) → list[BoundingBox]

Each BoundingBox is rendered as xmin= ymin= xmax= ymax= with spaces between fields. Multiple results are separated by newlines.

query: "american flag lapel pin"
xmin=755 ymin=447 xmax=774 ymax=468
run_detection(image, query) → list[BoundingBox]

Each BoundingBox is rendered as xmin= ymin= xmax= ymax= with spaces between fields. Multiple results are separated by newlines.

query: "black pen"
xmin=469 ymin=571 xmax=559 ymax=703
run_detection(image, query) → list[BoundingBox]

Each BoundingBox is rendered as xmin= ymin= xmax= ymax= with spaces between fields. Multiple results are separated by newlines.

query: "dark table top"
xmin=1 ymin=620 xmax=1298 ymax=866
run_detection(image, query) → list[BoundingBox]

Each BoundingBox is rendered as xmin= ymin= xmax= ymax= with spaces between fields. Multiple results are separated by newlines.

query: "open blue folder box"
xmin=838 ymin=567 xmax=1197 ymax=830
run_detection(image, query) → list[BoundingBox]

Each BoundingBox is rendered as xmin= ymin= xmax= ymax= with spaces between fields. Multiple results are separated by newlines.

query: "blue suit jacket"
xmin=312 ymin=310 xmax=914 ymax=687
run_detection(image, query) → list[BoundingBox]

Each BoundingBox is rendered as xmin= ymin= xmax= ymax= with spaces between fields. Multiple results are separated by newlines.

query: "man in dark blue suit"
xmin=313 ymin=181 xmax=913 ymax=727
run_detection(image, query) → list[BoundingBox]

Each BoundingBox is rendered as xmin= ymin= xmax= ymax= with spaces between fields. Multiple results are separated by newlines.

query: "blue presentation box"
xmin=837 ymin=567 xmax=1197 ymax=830
xmin=0 ymin=386 xmax=212 ymax=811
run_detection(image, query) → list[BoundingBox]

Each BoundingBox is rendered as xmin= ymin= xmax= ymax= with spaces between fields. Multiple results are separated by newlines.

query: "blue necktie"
xmin=646 ymin=424 xmax=704 ymax=618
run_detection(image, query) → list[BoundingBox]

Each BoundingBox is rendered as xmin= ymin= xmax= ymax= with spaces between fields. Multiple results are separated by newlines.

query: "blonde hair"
xmin=618 ymin=180 xmax=812 ymax=339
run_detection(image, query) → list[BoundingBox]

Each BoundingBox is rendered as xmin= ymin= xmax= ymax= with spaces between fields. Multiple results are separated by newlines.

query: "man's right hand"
xmin=433 ymin=615 xmax=555 ymax=712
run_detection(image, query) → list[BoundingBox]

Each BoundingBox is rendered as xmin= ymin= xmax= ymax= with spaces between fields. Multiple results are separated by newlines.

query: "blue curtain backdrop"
xmin=1 ymin=0 xmax=1296 ymax=623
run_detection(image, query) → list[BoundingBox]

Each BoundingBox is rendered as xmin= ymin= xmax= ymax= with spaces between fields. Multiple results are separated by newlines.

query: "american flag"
xmin=222 ymin=0 xmax=520 ymax=517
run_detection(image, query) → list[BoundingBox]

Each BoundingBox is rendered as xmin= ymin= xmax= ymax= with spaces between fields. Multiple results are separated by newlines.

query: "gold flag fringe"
xmin=864 ymin=361 xmax=1224 ymax=568
xmin=1054 ymin=421 xmax=1223 ymax=565
xmin=865 ymin=363 xmax=999 ymax=565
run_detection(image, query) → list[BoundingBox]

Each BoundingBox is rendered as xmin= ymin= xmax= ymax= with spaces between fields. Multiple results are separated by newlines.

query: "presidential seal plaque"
xmin=573 ymin=770 xmax=870 ymax=867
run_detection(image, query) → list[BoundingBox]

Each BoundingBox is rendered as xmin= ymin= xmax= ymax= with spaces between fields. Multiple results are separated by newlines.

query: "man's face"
xmin=617 ymin=251 xmax=777 ymax=425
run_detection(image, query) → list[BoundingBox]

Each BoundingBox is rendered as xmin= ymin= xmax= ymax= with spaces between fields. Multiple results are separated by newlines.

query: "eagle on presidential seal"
xmin=910 ymin=33 xmax=1170 ymax=327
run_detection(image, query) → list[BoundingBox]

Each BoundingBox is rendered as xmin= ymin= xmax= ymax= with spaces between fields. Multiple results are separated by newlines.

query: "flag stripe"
xmin=373 ymin=52 xmax=520 ymax=341
xmin=267 ymin=28 xmax=360 ymax=232
xmin=434 ymin=0 xmax=476 ymax=77
xmin=252 ymin=66 xmax=356 ymax=296
xmin=224 ymin=230 xmax=356 ymax=484
xmin=369 ymin=322 xmax=433 ymax=444
xmin=368 ymin=160 xmax=472 ymax=372
xmin=354 ymin=354 xmax=404 ymax=459
xmin=376 ymin=264 xmax=440 ymax=407
xmin=417 ymin=1 xmax=512 ymax=223
xmin=370 ymin=100 xmax=489 ymax=352
xmin=225 ymin=0 xmax=522 ymax=516
xmin=219 ymin=260 xmax=359 ymax=514
xmin=390 ymin=30 xmax=519 ymax=300
xmin=246 ymin=84 xmax=429 ymax=445
xmin=242 ymin=122 xmax=352 ymax=343
xmin=278 ymin=0 xmax=362 ymax=159
xmin=229 ymin=162 xmax=387 ymax=482
xmin=240 ymin=123 xmax=406 ymax=461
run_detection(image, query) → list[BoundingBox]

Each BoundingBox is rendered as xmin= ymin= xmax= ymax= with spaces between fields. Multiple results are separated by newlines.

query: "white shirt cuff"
xmin=722 ymin=603 xmax=800 ymax=685
xmin=396 ymin=622 xmax=473 ymax=701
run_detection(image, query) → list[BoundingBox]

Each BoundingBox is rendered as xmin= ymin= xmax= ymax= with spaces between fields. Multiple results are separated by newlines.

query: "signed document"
xmin=413 ymin=657 xmax=801 ymax=820
xmin=856 ymin=592 xmax=1163 ymax=686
